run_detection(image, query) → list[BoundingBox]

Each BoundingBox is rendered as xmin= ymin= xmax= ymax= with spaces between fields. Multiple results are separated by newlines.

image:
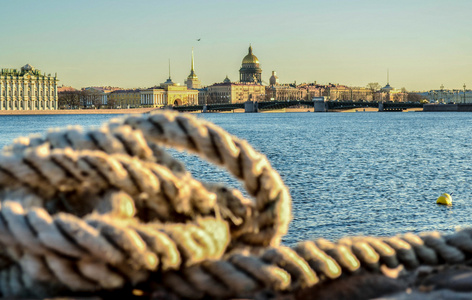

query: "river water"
xmin=0 ymin=112 xmax=471 ymax=246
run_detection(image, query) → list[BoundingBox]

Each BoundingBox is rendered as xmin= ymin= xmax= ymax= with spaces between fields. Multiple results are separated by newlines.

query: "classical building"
xmin=325 ymin=84 xmax=373 ymax=101
xmin=239 ymin=45 xmax=262 ymax=83
xmin=0 ymin=64 xmax=58 ymax=110
xmin=204 ymin=76 xmax=265 ymax=104
xmin=141 ymin=77 xmax=198 ymax=107
xmin=299 ymin=83 xmax=331 ymax=100
xmin=420 ymin=88 xmax=472 ymax=104
xmin=107 ymin=89 xmax=141 ymax=108
xmin=185 ymin=48 xmax=201 ymax=89
xmin=266 ymin=84 xmax=306 ymax=101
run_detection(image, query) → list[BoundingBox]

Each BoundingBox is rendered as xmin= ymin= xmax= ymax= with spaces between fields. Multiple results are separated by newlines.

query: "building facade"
xmin=0 ymin=64 xmax=58 ymax=110
xmin=107 ymin=89 xmax=141 ymax=108
xmin=420 ymin=89 xmax=472 ymax=104
xmin=204 ymin=78 xmax=265 ymax=104
xmin=266 ymin=84 xmax=306 ymax=101
xmin=141 ymin=77 xmax=198 ymax=107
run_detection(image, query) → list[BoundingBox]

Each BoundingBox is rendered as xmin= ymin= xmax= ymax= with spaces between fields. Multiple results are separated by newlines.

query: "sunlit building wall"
xmin=0 ymin=64 xmax=58 ymax=110
xmin=108 ymin=89 xmax=141 ymax=108
xmin=140 ymin=77 xmax=198 ymax=107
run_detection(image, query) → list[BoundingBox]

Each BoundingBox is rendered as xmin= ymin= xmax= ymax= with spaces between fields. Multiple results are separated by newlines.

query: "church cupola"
xmin=239 ymin=45 xmax=262 ymax=83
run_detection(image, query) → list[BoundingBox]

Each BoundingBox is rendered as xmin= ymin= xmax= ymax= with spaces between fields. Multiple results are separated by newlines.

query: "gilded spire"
xmin=186 ymin=47 xmax=201 ymax=89
xmin=187 ymin=47 xmax=198 ymax=79
xmin=191 ymin=47 xmax=195 ymax=72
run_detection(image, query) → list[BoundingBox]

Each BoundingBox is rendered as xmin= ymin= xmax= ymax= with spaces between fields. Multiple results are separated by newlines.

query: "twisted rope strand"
xmin=0 ymin=200 xmax=230 ymax=294
xmin=122 ymin=112 xmax=292 ymax=246
xmin=158 ymin=229 xmax=472 ymax=299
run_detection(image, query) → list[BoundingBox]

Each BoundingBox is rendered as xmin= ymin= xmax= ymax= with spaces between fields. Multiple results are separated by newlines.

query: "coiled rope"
xmin=0 ymin=110 xmax=471 ymax=299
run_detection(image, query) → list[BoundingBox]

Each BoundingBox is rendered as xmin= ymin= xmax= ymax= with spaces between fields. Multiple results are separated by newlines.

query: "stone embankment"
xmin=424 ymin=104 xmax=472 ymax=112
xmin=0 ymin=108 xmax=156 ymax=115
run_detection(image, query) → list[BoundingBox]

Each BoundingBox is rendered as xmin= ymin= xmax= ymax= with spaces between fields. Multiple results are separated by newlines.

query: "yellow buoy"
xmin=436 ymin=193 xmax=452 ymax=205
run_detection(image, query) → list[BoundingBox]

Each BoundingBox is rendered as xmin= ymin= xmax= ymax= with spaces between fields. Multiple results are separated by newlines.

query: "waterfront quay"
xmin=424 ymin=103 xmax=472 ymax=112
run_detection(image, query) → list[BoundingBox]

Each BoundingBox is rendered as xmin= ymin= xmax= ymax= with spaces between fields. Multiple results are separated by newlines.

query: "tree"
xmin=407 ymin=93 xmax=426 ymax=103
xmin=367 ymin=83 xmax=381 ymax=102
xmin=107 ymin=97 xmax=118 ymax=109
xmin=79 ymin=90 xmax=88 ymax=108
xmin=367 ymin=82 xmax=381 ymax=91
xmin=80 ymin=89 xmax=103 ymax=108
xmin=91 ymin=91 xmax=103 ymax=109
xmin=58 ymin=91 xmax=80 ymax=109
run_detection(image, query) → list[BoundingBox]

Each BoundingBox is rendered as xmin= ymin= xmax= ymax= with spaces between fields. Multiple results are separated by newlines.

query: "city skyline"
xmin=1 ymin=0 xmax=471 ymax=91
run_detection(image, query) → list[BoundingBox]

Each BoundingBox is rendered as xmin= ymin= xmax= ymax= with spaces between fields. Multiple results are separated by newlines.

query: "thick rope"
xmin=0 ymin=110 xmax=470 ymax=299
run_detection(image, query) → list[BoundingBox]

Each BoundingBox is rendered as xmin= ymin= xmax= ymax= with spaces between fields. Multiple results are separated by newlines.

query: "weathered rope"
xmin=0 ymin=110 xmax=470 ymax=299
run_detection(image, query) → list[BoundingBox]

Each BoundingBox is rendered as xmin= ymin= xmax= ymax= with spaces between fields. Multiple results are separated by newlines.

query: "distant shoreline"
xmin=0 ymin=107 xmax=422 ymax=115
xmin=0 ymin=107 xmax=314 ymax=115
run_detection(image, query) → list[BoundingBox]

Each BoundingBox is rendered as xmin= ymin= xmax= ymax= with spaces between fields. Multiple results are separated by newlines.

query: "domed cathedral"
xmin=239 ymin=45 xmax=262 ymax=83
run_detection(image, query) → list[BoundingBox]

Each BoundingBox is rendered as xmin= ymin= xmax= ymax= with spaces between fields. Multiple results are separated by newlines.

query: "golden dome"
xmin=242 ymin=45 xmax=259 ymax=65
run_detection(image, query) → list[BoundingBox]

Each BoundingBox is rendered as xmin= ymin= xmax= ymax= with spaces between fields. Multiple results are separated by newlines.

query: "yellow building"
xmin=140 ymin=77 xmax=198 ymax=107
xmin=204 ymin=76 xmax=265 ymax=104
xmin=107 ymin=89 xmax=141 ymax=108
xmin=325 ymin=85 xmax=373 ymax=101
xmin=266 ymin=84 xmax=306 ymax=101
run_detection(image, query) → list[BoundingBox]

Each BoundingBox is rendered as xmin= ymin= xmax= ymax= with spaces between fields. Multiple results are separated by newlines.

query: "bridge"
xmin=327 ymin=100 xmax=423 ymax=112
xmin=171 ymin=100 xmax=423 ymax=113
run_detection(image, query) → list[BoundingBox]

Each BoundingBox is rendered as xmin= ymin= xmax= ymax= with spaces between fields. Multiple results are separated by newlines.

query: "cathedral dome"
xmin=242 ymin=46 xmax=259 ymax=65
xmin=381 ymin=83 xmax=393 ymax=92
xmin=239 ymin=45 xmax=262 ymax=83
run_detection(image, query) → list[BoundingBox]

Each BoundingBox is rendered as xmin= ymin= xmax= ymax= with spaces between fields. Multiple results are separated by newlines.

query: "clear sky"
xmin=1 ymin=0 xmax=471 ymax=91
